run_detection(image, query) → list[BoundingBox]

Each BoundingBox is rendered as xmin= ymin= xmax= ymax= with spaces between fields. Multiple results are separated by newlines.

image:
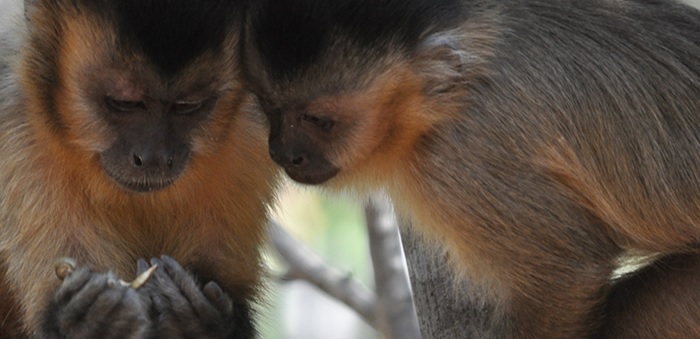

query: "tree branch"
xmin=365 ymin=194 xmax=422 ymax=339
xmin=267 ymin=220 xmax=378 ymax=328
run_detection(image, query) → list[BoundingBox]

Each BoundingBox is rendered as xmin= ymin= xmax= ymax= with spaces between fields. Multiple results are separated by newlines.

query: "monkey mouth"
xmin=105 ymin=171 xmax=179 ymax=193
xmin=100 ymin=157 xmax=187 ymax=193
xmin=282 ymin=166 xmax=339 ymax=185
xmin=118 ymin=178 xmax=177 ymax=193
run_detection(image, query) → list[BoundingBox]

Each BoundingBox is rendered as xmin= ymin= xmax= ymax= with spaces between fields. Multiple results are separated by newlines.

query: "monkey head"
xmin=243 ymin=0 xmax=466 ymax=186
xmin=21 ymin=0 xmax=246 ymax=193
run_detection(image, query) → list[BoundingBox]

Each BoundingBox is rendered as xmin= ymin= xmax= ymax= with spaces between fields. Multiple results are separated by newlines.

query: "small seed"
xmin=55 ymin=257 xmax=77 ymax=280
xmin=126 ymin=264 xmax=158 ymax=289
xmin=53 ymin=257 xmax=156 ymax=289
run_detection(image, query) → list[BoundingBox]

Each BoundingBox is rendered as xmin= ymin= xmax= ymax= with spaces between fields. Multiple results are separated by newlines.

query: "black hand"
xmin=137 ymin=255 xmax=249 ymax=339
xmin=43 ymin=266 xmax=151 ymax=339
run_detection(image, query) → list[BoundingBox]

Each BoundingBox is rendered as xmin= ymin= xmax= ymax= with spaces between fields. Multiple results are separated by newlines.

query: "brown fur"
xmin=0 ymin=2 xmax=278 ymax=337
xmin=243 ymin=0 xmax=700 ymax=337
xmin=602 ymin=253 xmax=700 ymax=338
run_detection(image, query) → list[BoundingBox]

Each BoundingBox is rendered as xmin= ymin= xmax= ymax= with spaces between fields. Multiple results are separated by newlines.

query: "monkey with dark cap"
xmin=0 ymin=0 xmax=277 ymax=337
xmin=242 ymin=0 xmax=700 ymax=337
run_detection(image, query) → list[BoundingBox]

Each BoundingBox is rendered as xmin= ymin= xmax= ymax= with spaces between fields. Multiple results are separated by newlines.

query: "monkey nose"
xmin=282 ymin=150 xmax=306 ymax=167
xmin=291 ymin=155 xmax=305 ymax=166
xmin=131 ymin=151 xmax=175 ymax=170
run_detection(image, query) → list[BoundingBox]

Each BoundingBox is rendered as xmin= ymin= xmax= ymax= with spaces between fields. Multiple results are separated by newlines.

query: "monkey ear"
xmin=415 ymin=31 xmax=471 ymax=99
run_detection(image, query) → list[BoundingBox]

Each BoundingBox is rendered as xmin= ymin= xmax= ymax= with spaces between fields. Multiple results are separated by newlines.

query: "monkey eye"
xmin=105 ymin=97 xmax=146 ymax=112
xmin=172 ymin=100 xmax=205 ymax=115
xmin=301 ymin=113 xmax=335 ymax=131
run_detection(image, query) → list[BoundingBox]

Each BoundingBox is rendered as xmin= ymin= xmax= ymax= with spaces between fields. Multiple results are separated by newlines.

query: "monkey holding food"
xmin=0 ymin=0 xmax=277 ymax=337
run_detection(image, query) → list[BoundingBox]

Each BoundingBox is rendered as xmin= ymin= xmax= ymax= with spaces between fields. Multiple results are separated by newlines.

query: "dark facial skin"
xmin=259 ymin=99 xmax=339 ymax=184
xmin=98 ymin=91 xmax=216 ymax=192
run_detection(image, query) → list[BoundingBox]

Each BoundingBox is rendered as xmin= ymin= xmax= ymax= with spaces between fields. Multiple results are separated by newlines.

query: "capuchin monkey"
xmin=0 ymin=0 xmax=277 ymax=337
xmin=242 ymin=0 xmax=700 ymax=337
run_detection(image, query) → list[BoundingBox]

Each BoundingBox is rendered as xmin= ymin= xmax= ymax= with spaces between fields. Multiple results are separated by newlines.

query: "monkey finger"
xmin=136 ymin=258 xmax=150 ymax=276
xmin=69 ymin=287 xmax=147 ymax=339
xmin=82 ymin=283 xmax=128 ymax=324
xmin=149 ymin=257 xmax=164 ymax=275
xmin=53 ymin=266 xmax=92 ymax=304
xmin=148 ymin=257 xmax=195 ymax=315
xmin=202 ymin=281 xmax=233 ymax=315
xmin=146 ymin=287 xmax=168 ymax=315
xmin=56 ymin=272 xmax=111 ymax=328
xmin=160 ymin=255 xmax=201 ymax=297
xmin=160 ymin=255 xmax=221 ymax=317
xmin=102 ymin=289 xmax=151 ymax=338
xmin=160 ymin=255 xmax=200 ymax=297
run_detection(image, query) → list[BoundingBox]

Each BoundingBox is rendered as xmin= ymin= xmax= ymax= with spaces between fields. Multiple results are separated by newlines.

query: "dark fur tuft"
xmin=80 ymin=0 xmax=245 ymax=76
xmin=115 ymin=0 xmax=243 ymax=76
xmin=248 ymin=0 xmax=463 ymax=79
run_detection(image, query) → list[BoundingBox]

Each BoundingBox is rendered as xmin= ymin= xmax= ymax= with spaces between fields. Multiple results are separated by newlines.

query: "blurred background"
xmin=258 ymin=180 xmax=381 ymax=339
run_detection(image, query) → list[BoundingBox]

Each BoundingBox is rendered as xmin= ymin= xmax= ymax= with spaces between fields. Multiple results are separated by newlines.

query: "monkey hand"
xmin=137 ymin=256 xmax=240 ymax=339
xmin=43 ymin=265 xmax=152 ymax=339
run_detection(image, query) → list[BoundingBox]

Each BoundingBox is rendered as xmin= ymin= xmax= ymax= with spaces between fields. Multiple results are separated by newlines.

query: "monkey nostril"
xmin=291 ymin=156 xmax=305 ymax=166
xmin=133 ymin=154 xmax=143 ymax=167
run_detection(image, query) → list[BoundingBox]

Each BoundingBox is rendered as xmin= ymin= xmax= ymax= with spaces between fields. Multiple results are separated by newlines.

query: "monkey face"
xmin=242 ymin=0 xmax=463 ymax=187
xmin=258 ymin=99 xmax=340 ymax=185
xmin=242 ymin=23 xmax=433 ymax=186
xmin=31 ymin=5 xmax=244 ymax=193
xmin=78 ymin=68 xmax=232 ymax=194
xmin=90 ymin=77 xmax=212 ymax=193
xmin=249 ymin=66 xmax=429 ymax=186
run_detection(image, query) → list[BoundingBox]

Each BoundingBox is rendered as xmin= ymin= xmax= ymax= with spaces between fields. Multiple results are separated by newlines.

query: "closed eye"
xmin=105 ymin=97 xmax=146 ymax=112
xmin=172 ymin=100 xmax=206 ymax=115
xmin=301 ymin=113 xmax=335 ymax=131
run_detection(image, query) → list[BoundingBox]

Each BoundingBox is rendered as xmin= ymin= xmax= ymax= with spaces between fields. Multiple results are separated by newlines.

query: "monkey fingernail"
xmin=54 ymin=257 xmax=77 ymax=280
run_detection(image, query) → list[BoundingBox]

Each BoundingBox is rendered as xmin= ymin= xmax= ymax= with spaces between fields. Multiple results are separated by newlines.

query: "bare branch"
xmin=267 ymin=220 xmax=378 ymax=328
xmin=366 ymin=194 xmax=422 ymax=339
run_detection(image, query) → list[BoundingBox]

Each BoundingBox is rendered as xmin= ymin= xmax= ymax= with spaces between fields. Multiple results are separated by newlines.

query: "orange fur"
xmin=0 ymin=6 xmax=278 ymax=336
xmin=321 ymin=65 xmax=455 ymax=192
